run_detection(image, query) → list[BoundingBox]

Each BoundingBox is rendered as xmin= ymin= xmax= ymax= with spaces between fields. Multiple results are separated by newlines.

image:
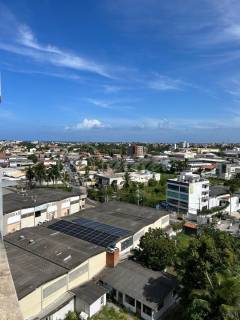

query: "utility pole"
xmin=136 ymin=184 xmax=140 ymax=206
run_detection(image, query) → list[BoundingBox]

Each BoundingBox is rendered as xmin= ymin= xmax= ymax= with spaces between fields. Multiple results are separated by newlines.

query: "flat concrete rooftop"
xmin=64 ymin=201 xmax=169 ymax=234
xmin=3 ymin=187 xmax=80 ymax=214
xmin=4 ymin=226 xmax=105 ymax=299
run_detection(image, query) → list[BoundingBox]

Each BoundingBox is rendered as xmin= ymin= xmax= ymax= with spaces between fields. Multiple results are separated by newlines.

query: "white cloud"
xmin=148 ymin=75 xmax=185 ymax=91
xmin=86 ymin=99 xmax=113 ymax=109
xmin=66 ymin=118 xmax=105 ymax=130
xmin=0 ymin=5 xmax=112 ymax=78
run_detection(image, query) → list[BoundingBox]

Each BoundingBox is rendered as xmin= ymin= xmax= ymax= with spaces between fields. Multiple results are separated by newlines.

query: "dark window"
xmin=168 ymin=184 xmax=179 ymax=191
xmin=35 ymin=211 xmax=41 ymax=217
xmin=180 ymin=186 xmax=188 ymax=193
xmin=112 ymin=288 xmax=117 ymax=297
xmin=143 ymin=304 xmax=152 ymax=316
xmin=121 ymin=237 xmax=133 ymax=251
xmin=125 ymin=294 xmax=135 ymax=306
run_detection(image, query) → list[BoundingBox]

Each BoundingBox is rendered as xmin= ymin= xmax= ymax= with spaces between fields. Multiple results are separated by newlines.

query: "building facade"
xmin=167 ymin=172 xmax=209 ymax=220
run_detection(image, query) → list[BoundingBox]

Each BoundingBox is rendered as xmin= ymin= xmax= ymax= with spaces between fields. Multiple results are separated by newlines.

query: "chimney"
xmin=106 ymin=247 xmax=119 ymax=268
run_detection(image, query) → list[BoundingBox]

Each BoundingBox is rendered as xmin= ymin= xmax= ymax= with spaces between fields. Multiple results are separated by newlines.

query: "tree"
xmin=33 ymin=163 xmax=46 ymax=185
xmin=175 ymin=227 xmax=240 ymax=320
xmin=27 ymin=154 xmax=38 ymax=164
xmin=185 ymin=273 xmax=240 ymax=320
xmin=134 ymin=228 xmax=176 ymax=271
xmin=26 ymin=166 xmax=35 ymax=188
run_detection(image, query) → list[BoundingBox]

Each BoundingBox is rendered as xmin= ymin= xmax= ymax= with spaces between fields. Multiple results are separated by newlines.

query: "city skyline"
xmin=0 ymin=0 xmax=240 ymax=142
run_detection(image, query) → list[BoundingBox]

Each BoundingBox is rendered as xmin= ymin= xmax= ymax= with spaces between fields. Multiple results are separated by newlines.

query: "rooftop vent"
xmin=63 ymin=255 xmax=72 ymax=262
xmin=29 ymin=239 xmax=35 ymax=244
xmin=19 ymin=235 xmax=25 ymax=240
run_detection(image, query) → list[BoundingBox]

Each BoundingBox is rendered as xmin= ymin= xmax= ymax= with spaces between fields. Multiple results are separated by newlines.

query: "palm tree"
xmin=189 ymin=272 xmax=240 ymax=320
xmin=26 ymin=166 xmax=35 ymax=188
xmin=34 ymin=163 xmax=46 ymax=185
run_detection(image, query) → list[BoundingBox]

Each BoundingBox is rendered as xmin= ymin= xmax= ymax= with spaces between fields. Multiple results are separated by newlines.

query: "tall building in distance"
xmin=128 ymin=144 xmax=145 ymax=158
xmin=166 ymin=172 xmax=209 ymax=220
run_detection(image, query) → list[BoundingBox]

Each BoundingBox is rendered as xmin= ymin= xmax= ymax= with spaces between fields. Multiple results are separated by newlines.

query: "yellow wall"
xmin=19 ymin=288 xmax=42 ymax=319
xmin=21 ymin=216 xmax=34 ymax=229
xmin=68 ymin=262 xmax=89 ymax=290
xmin=88 ymin=252 xmax=106 ymax=279
xmin=42 ymin=274 xmax=68 ymax=309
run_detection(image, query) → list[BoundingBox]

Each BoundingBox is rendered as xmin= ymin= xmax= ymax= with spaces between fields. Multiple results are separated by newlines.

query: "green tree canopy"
xmin=134 ymin=228 xmax=176 ymax=271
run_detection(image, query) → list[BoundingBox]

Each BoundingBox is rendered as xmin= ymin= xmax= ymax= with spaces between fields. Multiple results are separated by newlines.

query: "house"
xmin=98 ymin=260 xmax=177 ymax=320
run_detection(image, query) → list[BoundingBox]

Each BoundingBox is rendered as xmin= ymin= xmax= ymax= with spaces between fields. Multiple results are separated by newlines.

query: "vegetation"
xmin=64 ymin=311 xmax=78 ymax=320
xmin=133 ymin=226 xmax=240 ymax=320
xmin=199 ymin=201 xmax=229 ymax=215
xmin=26 ymin=162 xmax=68 ymax=188
xmin=134 ymin=228 xmax=176 ymax=271
xmin=91 ymin=306 xmax=138 ymax=320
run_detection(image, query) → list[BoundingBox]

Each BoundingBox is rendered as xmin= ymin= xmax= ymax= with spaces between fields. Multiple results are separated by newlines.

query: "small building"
xmin=99 ymin=260 xmax=177 ymax=320
xmin=72 ymin=281 xmax=107 ymax=318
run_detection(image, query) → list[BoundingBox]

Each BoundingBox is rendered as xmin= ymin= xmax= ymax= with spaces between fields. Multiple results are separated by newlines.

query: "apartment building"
xmin=167 ymin=172 xmax=209 ymax=220
xmin=128 ymin=144 xmax=145 ymax=158
xmin=4 ymin=201 xmax=170 ymax=320
xmin=216 ymin=162 xmax=240 ymax=180
xmin=3 ymin=188 xmax=86 ymax=235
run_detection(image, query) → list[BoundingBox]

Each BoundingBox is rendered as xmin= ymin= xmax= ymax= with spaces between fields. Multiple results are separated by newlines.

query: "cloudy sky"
xmin=0 ymin=0 xmax=240 ymax=142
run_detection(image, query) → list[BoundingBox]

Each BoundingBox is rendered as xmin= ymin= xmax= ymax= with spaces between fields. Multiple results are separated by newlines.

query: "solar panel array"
xmin=48 ymin=219 xmax=130 ymax=248
xmin=73 ymin=217 xmax=130 ymax=237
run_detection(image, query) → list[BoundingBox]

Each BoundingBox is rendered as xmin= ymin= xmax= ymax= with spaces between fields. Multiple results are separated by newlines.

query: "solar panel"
xmin=48 ymin=219 xmax=129 ymax=248
xmin=73 ymin=217 xmax=130 ymax=237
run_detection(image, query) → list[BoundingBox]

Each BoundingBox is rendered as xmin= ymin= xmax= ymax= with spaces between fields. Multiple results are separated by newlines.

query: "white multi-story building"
xmin=167 ymin=172 xmax=209 ymax=220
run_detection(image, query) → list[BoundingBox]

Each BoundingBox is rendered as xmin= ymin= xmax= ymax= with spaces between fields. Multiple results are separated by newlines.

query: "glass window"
xmin=167 ymin=191 xmax=179 ymax=199
xmin=180 ymin=186 xmax=188 ymax=193
xmin=179 ymin=193 xmax=188 ymax=201
xmin=125 ymin=294 xmax=135 ymax=306
xmin=143 ymin=304 xmax=152 ymax=316
xmin=168 ymin=184 xmax=179 ymax=191
xmin=121 ymin=237 xmax=133 ymax=251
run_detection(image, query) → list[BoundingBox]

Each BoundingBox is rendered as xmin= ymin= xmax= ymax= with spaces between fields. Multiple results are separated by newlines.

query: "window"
xmin=100 ymin=296 xmax=104 ymax=304
xmin=35 ymin=211 xmax=41 ymax=217
xmin=179 ymin=193 xmax=188 ymax=201
xmin=168 ymin=184 xmax=179 ymax=191
xmin=143 ymin=304 xmax=152 ymax=316
xmin=167 ymin=191 xmax=179 ymax=199
xmin=125 ymin=294 xmax=135 ymax=306
xmin=121 ymin=237 xmax=133 ymax=251
xmin=180 ymin=186 xmax=188 ymax=193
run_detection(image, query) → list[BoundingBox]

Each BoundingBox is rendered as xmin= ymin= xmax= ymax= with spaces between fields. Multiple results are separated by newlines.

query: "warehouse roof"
xmin=3 ymin=187 xmax=80 ymax=214
xmin=4 ymin=226 xmax=105 ymax=299
xmin=65 ymin=201 xmax=169 ymax=234
xmin=71 ymin=281 xmax=107 ymax=305
xmin=5 ymin=242 xmax=67 ymax=299
xmin=99 ymin=260 xmax=177 ymax=311
xmin=4 ymin=226 xmax=105 ymax=270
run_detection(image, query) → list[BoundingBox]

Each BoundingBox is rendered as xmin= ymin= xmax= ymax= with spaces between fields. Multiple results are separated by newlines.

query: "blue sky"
xmin=0 ymin=0 xmax=240 ymax=142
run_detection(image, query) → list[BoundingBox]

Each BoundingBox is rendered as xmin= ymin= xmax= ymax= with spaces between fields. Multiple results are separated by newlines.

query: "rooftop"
xmin=3 ymin=187 xmax=80 ymax=214
xmin=4 ymin=226 xmax=105 ymax=299
xmin=98 ymin=259 xmax=177 ymax=311
xmin=209 ymin=185 xmax=229 ymax=198
xmin=64 ymin=201 xmax=169 ymax=234
xmin=71 ymin=281 xmax=107 ymax=305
